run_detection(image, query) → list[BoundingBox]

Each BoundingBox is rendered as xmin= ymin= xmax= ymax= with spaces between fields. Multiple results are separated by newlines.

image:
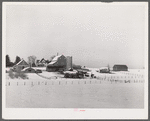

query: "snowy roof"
xmin=48 ymin=55 xmax=65 ymax=65
xmin=100 ymin=67 xmax=109 ymax=70
xmin=48 ymin=61 xmax=57 ymax=65
xmin=15 ymin=59 xmax=28 ymax=66
xmin=40 ymin=58 xmax=46 ymax=62
xmin=21 ymin=67 xmax=35 ymax=71
xmin=52 ymin=55 xmax=64 ymax=61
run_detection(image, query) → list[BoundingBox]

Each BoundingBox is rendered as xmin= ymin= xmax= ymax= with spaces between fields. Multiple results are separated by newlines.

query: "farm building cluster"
xmin=8 ymin=54 xmax=129 ymax=79
xmin=11 ymin=55 xmax=73 ymax=73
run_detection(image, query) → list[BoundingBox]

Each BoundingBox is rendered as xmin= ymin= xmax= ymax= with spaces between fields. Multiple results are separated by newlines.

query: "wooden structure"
xmin=13 ymin=59 xmax=29 ymax=72
xmin=46 ymin=55 xmax=67 ymax=72
xmin=113 ymin=65 xmax=128 ymax=71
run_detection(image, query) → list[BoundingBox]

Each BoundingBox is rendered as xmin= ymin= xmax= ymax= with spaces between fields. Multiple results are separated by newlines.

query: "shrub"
xmin=15 ymin=70 xmax=28 ymax=79
xmin=8 ymin=69 xmax=15 ymax=79
xmin=8 ymin=69 xmax=28 ymax=79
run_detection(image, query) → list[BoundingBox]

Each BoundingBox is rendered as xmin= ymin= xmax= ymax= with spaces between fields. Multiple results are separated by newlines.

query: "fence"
xmin=6 ymin=71 xmax=145 ymax=86
xmin=6 ymin=77 xmax=144 ymax=87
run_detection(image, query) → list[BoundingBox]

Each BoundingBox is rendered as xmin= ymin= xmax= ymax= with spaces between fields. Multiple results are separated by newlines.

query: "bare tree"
xmin=28 ymin=55 xmax=36 ymax=67
xmin=107 ymin=64 xmax=110 ymax=71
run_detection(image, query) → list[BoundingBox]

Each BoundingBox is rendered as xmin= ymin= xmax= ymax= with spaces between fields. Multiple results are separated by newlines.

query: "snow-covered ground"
xmin=5 ymin=68 xmax=145 ymax=108
xmin=6 ymin=81 xmax=144 ymax=108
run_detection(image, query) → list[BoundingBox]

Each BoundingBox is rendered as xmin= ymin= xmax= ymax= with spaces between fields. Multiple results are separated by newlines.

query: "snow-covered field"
xmin=5 ymin=68 xmax=145 ymax=108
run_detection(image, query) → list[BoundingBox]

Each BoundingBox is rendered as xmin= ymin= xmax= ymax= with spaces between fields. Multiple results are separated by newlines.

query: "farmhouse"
xmin=13 ymin=59 xmax=29 ymax=72
xmin=113 ymin=65 xmax=128 ymax=71
xmin=36 ymin=58 xmax=47 ymax=67
xmin=46 ymin=55 xmax=72 ymax=72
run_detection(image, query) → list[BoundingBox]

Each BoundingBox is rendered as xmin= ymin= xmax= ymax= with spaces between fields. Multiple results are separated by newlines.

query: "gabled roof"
xmin=15 ymin=59 xmax=29 ymax=66
xmin=48 ymin=61 xmax=57 ymax=65
xmin=47 ymin=55 xmax=65 ymax=66
xmin=40 ymin=58 xmax=46 ymax=62
xmin=52 ymin=55 xmax=64 ymax=61
xmin=22 ymin=67 xmax=35 ymax=71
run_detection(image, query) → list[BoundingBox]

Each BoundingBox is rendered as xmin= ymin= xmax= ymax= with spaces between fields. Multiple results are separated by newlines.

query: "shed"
xmin=113 ymin=65 xmax=128 ymax=71
xmin=99 ymin=67 xmax=110 ymax=73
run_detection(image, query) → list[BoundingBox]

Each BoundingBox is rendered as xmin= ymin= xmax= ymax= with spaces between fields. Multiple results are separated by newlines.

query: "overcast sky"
xmin=5 ymin=3 xmax=147 ymax=68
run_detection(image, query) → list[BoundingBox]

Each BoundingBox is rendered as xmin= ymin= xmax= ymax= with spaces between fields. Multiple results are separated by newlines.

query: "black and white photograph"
xmin=2 ymin=2 xmax=148 ymax=119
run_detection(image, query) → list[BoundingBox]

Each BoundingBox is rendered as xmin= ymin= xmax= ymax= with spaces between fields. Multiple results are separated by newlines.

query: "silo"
xmin=66 ymin=56 xmax=72 ymax=70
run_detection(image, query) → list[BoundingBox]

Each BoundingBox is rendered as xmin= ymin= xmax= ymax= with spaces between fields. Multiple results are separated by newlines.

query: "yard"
xmin=5 ymin=69 xmax=145 ymax=108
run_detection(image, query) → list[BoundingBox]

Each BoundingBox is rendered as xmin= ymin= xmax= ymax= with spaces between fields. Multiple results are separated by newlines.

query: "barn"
xmin=21 ymin=67 xmax=36 ymax=73
xmin=46 ymin=55 xmax=67 ymax=72
xmin=46 ymin=55 xmax=73 ymax=72
xmin=113 ymin=65 xmax=128 ymax=71
xmin=13 ymin=59 xmax=29 ymax=72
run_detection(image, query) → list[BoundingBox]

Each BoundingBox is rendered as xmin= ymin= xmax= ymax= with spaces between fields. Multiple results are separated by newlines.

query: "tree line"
xmin=6 ymin=55 xmax=21 ymax=67
xmin=6 ymin=54 xmax=82 ymax=69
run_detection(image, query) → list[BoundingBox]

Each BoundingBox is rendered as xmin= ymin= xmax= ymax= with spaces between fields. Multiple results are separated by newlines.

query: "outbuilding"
xmin=113 ymin=65 xmax=128 ymax=71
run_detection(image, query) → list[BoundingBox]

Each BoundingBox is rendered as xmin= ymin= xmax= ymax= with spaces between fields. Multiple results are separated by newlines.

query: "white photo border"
xmin=2 ymin=2 xmax=148 ymax=119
